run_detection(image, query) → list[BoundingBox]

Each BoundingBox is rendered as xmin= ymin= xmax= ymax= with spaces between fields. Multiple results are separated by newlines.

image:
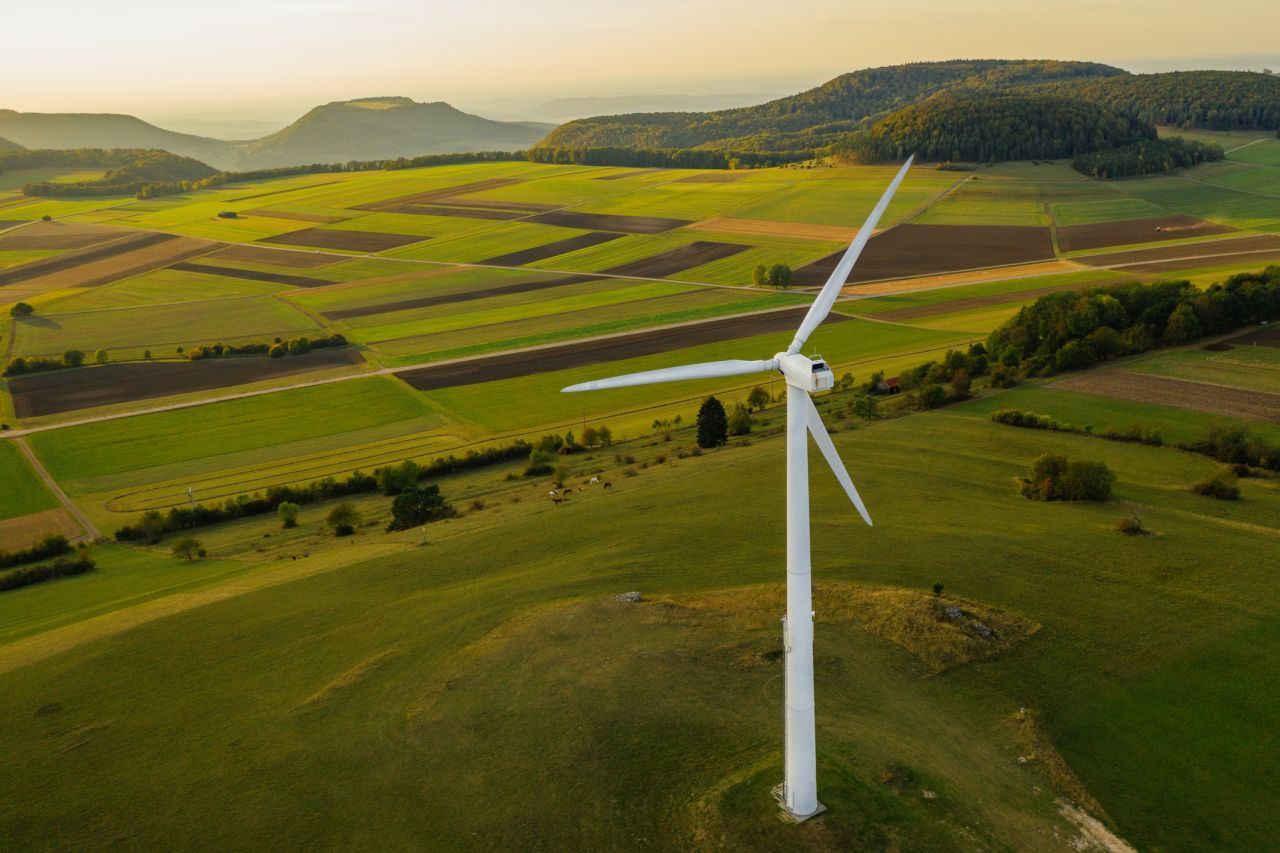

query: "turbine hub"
xmin=777 ymin=352 xmax=834 ymax=392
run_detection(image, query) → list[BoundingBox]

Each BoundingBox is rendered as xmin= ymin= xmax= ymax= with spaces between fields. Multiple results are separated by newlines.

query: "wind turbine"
xmin=562 ymin=157 xmax=913 ymax=820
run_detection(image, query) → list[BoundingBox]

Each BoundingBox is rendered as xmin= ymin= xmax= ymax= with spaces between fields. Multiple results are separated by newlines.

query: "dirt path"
xmin=13 ymin=436 xmax=99 ymax=541
xmin=0 ymin=543 xmax=407 ymax=676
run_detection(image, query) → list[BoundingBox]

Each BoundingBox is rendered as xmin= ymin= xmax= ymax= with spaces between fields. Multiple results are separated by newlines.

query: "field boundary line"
xmin=13 ymin=436 xmax=99 ymax=541
xmin=1225 ymin=138 xmax=1268 ymax=154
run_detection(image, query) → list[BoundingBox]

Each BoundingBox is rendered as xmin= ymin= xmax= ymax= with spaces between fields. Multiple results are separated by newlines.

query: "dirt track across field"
xmin=1052 ymin=370 xmax=1280 ymax=423
xmin=398 ymin=306 xmax=843 ymax=391
xmin=169 ymin=261 xmax=333 ymax=288
xmin=526 ymin=210 xmax=693 ymax=234
xmin=1057 ymin=215 xmax=1235 ymax=253
xmin=478 ymin=232 xmax=622 ymax=266
xmin=795 ymin=224 xmax=1054 ymax=286
xmin=323 ymin=275 xmax=600 ymax=320
xmin=1074 ymin=235 xmax=1280 ymax=268
xmin=209 ymin=243 xmax=345 ymax=269
xmin=261 ymin=228 xmax=427 ymax=252
xmin=601 ymin=241 xmax=750 ymax=277
xmin=9 ymin=348 xmax=365 ymax=418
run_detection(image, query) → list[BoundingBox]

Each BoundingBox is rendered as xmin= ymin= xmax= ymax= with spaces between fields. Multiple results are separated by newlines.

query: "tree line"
xmin=114 ymin=441 xmax=532 ymax=541
xmin=1 ymin=148 xmax=218 ymax=197
xmin=1039 ymin=71 xmax=1280 ymax=131
xmin=986 ymin=267 xmax=1280 ymax=378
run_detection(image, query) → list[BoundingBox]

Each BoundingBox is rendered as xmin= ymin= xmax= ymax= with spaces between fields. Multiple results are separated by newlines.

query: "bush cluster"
xmin=0 ymin=549 xmax=95 ymax=592
xmin=1191 ymin=468 xmax=1242 ymax=500
xmin=186 ymin=333 xmax=346 ymax=361
xmin=1020 ymin=453 xmax=1115 ymax=502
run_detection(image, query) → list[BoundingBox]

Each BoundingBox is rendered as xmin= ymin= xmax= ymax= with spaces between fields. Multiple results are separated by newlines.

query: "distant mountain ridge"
xmin=536 ymin=60 xmax=1125 ymax=153
xmin=0 ymin=136 xmax=23 ymax=152
xmin=240 ymin=97 xmax=551 ymax=168
xmin=0 ymin=109 xmax=235 ymax=165
xmin=0 ymin=98 xmax=552 ymax=170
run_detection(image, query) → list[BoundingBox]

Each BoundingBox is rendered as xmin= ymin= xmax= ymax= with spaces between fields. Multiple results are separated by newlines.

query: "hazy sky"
xmin=4 ymin=0 xmax=1278 ymax=119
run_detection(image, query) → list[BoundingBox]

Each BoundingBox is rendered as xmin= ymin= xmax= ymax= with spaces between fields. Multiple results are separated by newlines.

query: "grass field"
xmin=27 ymin=376 xmax=445 ymax=491
xmin=0 ymin=440 xmax=58 ymax=521
xmin=0 ymin=399 xmax=1275 ymax=850
xmin=10 ymin=295 xmax=322 ymax=358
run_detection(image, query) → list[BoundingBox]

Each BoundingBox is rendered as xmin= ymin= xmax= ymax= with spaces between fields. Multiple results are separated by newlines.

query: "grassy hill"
xmin=240 ymin=97 xmax=551 ymax=167
xmin=0 ymin=109 xmax=236 ymax=168
xmin=0 ymin=136 xmax=23 ymax=153
xmin=536 ymin=60 xmax=1123 ymax=153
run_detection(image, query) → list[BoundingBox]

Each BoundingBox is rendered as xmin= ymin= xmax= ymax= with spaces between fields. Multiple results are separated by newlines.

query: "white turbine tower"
xmin=562 ymin=157 xmax=913 ymax=820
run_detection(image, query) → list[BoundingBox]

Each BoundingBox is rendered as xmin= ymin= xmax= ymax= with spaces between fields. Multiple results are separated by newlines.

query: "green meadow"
xmin=0 ymin=401 xmax=1275 ymax=851
xmin=0 ymin=440 xmax=58 ymax=520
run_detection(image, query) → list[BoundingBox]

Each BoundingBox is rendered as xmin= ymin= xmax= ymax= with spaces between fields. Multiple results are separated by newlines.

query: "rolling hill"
xmin=535 ymin=59 xmax=1124 ymax=153
xmin=238 ymin=97 xmax=552 ymax=167
xmin=0 ymin=110 xmax=236 ymax=167
xmin=0 ymin=98 xmax=552 ymax=171
xmin=0 ymin=136 xmax=23 ymax=153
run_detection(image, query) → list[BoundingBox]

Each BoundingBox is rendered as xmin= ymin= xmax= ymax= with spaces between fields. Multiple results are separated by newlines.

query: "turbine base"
xmin=771 ymin=783 xmax=826 ymax=823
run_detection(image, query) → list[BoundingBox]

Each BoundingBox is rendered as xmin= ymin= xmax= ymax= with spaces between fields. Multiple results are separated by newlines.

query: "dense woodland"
xmin=838 ymin=92 xmax=1154 ymax=163
xmin=1072 ymin=137 xmax=1223 ymax=178
xmin=1040 ymin=71 xmax=1280 ymax=130
xmin=537 ymin=60 xmax=1120 ymax=153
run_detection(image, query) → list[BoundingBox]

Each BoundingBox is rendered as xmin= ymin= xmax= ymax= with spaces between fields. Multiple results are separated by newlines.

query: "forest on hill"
xmin=536 ymin=60 xmax=1122 ymax=153
xmin=834 ymin=92 xmax=1155 ymax=163
xmin=0 ymin=148 xmax=217 ymax=197
xmin=1038 ymin=71 xmax=1280 ymax=131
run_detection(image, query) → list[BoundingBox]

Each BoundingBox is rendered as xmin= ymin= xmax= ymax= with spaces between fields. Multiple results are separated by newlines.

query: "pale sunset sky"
xmin=3 ymin=0 xmax=1277 ymax=119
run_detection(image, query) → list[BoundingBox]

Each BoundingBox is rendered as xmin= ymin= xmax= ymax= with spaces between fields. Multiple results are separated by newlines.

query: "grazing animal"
xmin=603 ymin=480 xmax=612 ymax=489
xmin=590 ymin=476 xmax=600 ymax=485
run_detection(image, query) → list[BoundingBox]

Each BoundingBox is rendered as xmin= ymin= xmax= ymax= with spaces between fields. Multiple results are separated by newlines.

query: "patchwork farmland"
xmin=2 ymin=132 xmax=1279 ymax=851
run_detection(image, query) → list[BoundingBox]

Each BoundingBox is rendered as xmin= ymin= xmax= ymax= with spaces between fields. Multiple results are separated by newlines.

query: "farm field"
xmin=2 ymin=150 xmax=1280 ymax=851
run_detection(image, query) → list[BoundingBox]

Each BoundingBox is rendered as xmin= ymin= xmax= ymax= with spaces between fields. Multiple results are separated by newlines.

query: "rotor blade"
xmin=786 ymin=155 xmax=914 ymax=354
xmin=799 ymin=392 xmax=873 ymax=526
xmin=561 ymin=359 xmax=775 ymax=393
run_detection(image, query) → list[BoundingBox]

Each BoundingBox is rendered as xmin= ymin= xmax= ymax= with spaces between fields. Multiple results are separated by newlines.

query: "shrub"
xmin=386 ymin=484 xmax=453 ymax=531
xmin=1191 ymin=468 xmax=1241 ymax=500
xmin=327 ymin=503 xmax=361 ymax=535
xmin=62 ymin=349 xmax=85 ymax=367
xmin=523 ymin=450 xmax=555 ymax=477
xmin=728 ymin=402 xmax=753 ymax=436
xmin=278 ymin=502 xmax=300 ymax=528
xmin=1117 ymin=515 xmax=1147 ymax=535
xmin=171 ymin=537 xmax=206 ymax=561
xmin=9 ymin=302 xmax=34 ymax=318
xmin=917 ymin=384 xmax=947 ymax=410
xmin=269 ymin=344 xmax=285 ymax=358
xmin=1021 ymin=454 xmax=1114 ymax=501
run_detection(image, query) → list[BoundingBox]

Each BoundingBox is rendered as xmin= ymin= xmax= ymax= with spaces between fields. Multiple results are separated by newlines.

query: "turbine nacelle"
xmin=775 ymin=352 xmax=833 ymax=393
